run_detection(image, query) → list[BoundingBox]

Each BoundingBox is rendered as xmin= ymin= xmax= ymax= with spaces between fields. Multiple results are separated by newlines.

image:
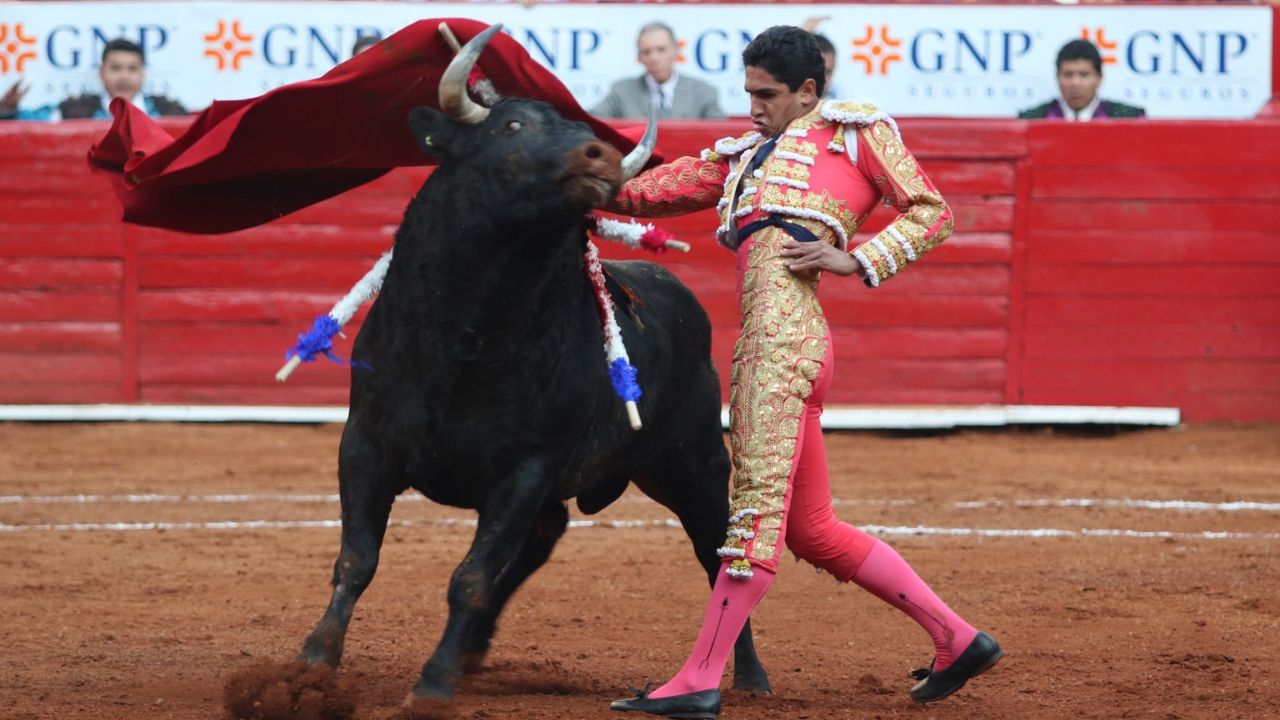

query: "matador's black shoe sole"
xmin=610 ymin=689 xmax=721 ymax=718
xmin=909 ymin=631 xmax=1003 ymax=703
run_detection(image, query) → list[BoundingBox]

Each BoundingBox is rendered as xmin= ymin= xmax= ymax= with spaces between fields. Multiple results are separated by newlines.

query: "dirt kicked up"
xmin=1 ymin=421 xmax=1277 ymax=720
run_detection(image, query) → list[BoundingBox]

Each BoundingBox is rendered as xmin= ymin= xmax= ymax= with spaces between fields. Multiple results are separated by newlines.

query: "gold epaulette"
xmin=818 ymin=101 xmax=901 ymax=149
xmin=701 ymin=130 xmax=764 ymax=162
xmin=819 ymin=99 xmax=901 ymax=140
xmin=818 ymin=100 xmax=887 ymax=126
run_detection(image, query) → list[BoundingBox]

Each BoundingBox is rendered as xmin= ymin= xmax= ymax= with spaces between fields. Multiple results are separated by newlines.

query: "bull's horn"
xmin=620 ymin=102 xmax=658 ymax=181
xmin=438 ymin=23 xmax=502 ymax=124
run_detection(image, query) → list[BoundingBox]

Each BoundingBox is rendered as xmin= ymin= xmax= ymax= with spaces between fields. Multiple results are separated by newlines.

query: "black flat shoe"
xmin=610 ymin=688 xmax=721 ymax=718
xmin=909 ymin=631 xmax=1003 ymax=703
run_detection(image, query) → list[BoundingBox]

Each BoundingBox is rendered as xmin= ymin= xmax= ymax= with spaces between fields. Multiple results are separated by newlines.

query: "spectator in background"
xmin=813 ymin=34 xmax=837 ymax=99
xmin=803 ymin=16 xmax=838 ymax=98
xmin=0 ymin=79 xmax=34 ymax=120
xmin=1 ymin=38 xmax=186 ymax=121
xmin=591 ymin=22 xmax=724 ymax=119
xmin=1019 ymin=39 xmax=1144 ymax=120
xmin=352 ymin=32 xmax=382 ymax=57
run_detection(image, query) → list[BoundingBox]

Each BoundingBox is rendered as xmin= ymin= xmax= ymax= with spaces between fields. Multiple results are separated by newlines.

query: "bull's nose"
xmin=565 ymin=139 xmax=623 ymax=185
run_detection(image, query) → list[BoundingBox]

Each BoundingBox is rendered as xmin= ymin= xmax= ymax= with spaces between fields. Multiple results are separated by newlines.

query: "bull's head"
xmin=408 ymin=24 xmax=657 ymax=220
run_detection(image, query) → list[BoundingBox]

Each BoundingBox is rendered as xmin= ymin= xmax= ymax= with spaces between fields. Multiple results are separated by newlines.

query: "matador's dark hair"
xmin=742 ymin=26 xmax=826 ymax=98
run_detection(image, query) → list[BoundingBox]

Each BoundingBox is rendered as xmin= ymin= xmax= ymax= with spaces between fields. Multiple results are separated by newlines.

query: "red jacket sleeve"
xmin=847 ymin=120 xmax=953 ymax=287
xmin=606 ymin=155 xmax=729 ymax=218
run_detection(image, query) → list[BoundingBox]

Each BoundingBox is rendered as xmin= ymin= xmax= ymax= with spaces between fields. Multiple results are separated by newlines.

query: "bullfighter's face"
xmin=411 ymin=99 xmax=625 ymax=219
xmin=744 ymin=65 xmax=818 ymax=138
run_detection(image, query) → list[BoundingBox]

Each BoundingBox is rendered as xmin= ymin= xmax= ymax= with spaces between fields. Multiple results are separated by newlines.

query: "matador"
xmin=609 ymin=25 xmax=1002 ymax=720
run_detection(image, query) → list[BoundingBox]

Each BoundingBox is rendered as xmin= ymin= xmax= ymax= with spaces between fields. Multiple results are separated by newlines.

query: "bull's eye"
xmin=505 ymin=120 xmax=523 ymax=134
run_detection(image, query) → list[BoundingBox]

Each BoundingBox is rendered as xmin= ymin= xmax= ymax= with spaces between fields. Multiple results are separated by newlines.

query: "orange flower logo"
xmin=0 ymin=23 xmax=38 ymax=74
xmin=851 ymin=25 xmax=903 ymax=76
xmin=204 ymin=20 xmax=254 ymax=71
xmin=1080 ymin=27 xmax=1118 ymax=66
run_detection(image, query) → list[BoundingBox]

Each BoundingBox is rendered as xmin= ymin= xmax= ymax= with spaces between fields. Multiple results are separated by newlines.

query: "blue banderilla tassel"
xmin=608 ymin=358 xmax=642 ymax=403
xmin=285 ymin=314 xmax=370 ymax=369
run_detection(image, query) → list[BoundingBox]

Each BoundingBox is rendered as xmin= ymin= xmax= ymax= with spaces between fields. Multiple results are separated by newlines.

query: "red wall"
xmin=1017 ymin=122 xmax=1280 ymax=419
xmin=1 ymin=118 xmax=1277 ymax=420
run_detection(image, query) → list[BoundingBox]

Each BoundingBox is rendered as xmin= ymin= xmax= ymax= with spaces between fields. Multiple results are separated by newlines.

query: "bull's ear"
xmin=408 ymin=107 xmax=457 ymax=161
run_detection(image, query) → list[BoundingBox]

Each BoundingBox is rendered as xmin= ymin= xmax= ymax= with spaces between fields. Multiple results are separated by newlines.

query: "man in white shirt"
xmin=592 ymin=22 xmax=725 ymax=120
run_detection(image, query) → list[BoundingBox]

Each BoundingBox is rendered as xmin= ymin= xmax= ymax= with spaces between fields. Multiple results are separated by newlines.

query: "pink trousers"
xmin=774 ymin=335 xmax=878 ymax=581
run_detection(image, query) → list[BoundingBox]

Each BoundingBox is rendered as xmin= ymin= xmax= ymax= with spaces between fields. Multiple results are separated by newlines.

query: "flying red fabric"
xmin=87 ymin=18 xmax=649 ymax=234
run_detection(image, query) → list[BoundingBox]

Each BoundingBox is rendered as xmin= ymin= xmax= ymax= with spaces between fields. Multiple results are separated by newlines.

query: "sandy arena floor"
xmin=1 ymin=421 xmax=1277 ymax=719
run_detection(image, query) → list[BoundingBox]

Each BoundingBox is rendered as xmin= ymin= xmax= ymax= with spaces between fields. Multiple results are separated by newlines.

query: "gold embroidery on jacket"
xmin=718 ymin=111 xmax=865 ymax=247
xmin=613 ymin=156 xmax=727 ymax=217
xmin=717 ymin=146 xmax=761 ymax=231
xmin=719 ymin=227 xmax=829 ymax=568
xmin=852 ymin=120 xmax=954 ymax=284
xmin=868 ymin=121 xmax=928 ymax=196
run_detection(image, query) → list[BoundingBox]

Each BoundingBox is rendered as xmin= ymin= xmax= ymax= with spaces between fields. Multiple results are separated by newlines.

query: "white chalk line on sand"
xmin=0 ymin=493 xmax=363 ymax=505
xmin=0 ymin=518 xmax=684 ymax=533
xmin=4 ymin=493 xmax=1278 ymax=513
xmin=0 ymin=517 xmax=1276 ymax=541
xmin=950 ymin=498 xmax=1280 ymax=512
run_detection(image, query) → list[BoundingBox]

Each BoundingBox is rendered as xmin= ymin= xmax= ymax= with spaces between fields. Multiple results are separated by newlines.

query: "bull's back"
xmin=600 ymin=258 xmax=723 ymax=435
xmin=602 ymin=259 xmax=714 ymax=364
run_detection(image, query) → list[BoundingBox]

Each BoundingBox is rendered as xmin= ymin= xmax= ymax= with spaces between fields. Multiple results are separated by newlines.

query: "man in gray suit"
xmin=592 ymin=22 xmax=725 ymax=120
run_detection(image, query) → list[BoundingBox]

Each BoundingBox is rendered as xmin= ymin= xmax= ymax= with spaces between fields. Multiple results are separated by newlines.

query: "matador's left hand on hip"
xmin=780 ymin=239 xmax=860 ymax=278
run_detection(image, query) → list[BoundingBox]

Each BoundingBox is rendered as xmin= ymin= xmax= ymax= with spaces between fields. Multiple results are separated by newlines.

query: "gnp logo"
xmin=0 ymin=23 xmax=38 ymax=74
xmin=204 ymin=20 xmax=254 ymax=71
xmin=509 ymin=27 xmax=603 ymax=71
xmin=849 ymin=25 xmax=1034 ymax=76
xmin=1080 ymin=27 xmax=1118 ymax=66
xmin=851 ymin=26 xmax=903 ymax=76
xmin=685 ymin=30 xmax=752 ymax=73
xmin=1080 ymin=26 xmax=1250 ymax=75
xmin=42 ymin=25 xmax=170 ymax=68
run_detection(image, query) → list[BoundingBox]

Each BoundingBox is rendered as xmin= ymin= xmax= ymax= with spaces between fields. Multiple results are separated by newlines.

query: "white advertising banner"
xmin=0 ymin=2 xmax=1272 ymax=118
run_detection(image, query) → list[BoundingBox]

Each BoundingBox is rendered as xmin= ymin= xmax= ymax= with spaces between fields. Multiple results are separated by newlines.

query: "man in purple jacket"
xmin=1019 ymin=39 xmax=1145 ymax=121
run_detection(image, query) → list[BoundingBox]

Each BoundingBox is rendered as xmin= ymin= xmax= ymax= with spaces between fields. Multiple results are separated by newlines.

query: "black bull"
xmin=257 ymin=35 xmax=772 ymax=711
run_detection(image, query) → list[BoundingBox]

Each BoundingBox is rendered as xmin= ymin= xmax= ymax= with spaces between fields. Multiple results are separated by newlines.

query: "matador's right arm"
xmin=606 ymin=154 xmax=730 ymax=218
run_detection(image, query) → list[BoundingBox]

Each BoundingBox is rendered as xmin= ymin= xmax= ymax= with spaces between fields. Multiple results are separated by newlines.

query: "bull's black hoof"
xmin=909 ymin=631 xmax=1003 ymax=703
xmin=610 ymin=689 xmax=720 ymax=718
xmin=407 ymin=677 xmax=457 ymax=705
xmin=398 ymin=690 xmax=457 ymax=720
xmin=731 ymin=666 xmax=771 ymax=694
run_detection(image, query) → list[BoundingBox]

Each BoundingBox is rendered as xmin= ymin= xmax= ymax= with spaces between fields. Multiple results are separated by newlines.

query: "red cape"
xmin=88 ymin=18 xmax=649 ymax=234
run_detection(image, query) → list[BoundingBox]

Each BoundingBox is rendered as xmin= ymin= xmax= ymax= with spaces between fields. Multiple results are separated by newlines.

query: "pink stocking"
xmin=648 ymin=565 xmax=775 ymax=698
xmin=851 ymin=539 xmax=978 ymax=670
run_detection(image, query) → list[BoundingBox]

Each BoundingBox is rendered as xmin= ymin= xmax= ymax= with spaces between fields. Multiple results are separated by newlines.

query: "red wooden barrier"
xmin=1 ymin=118 xmax=1277 ymax=420
xmin=1017 ymin=122 xmax=1280 ymax=420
